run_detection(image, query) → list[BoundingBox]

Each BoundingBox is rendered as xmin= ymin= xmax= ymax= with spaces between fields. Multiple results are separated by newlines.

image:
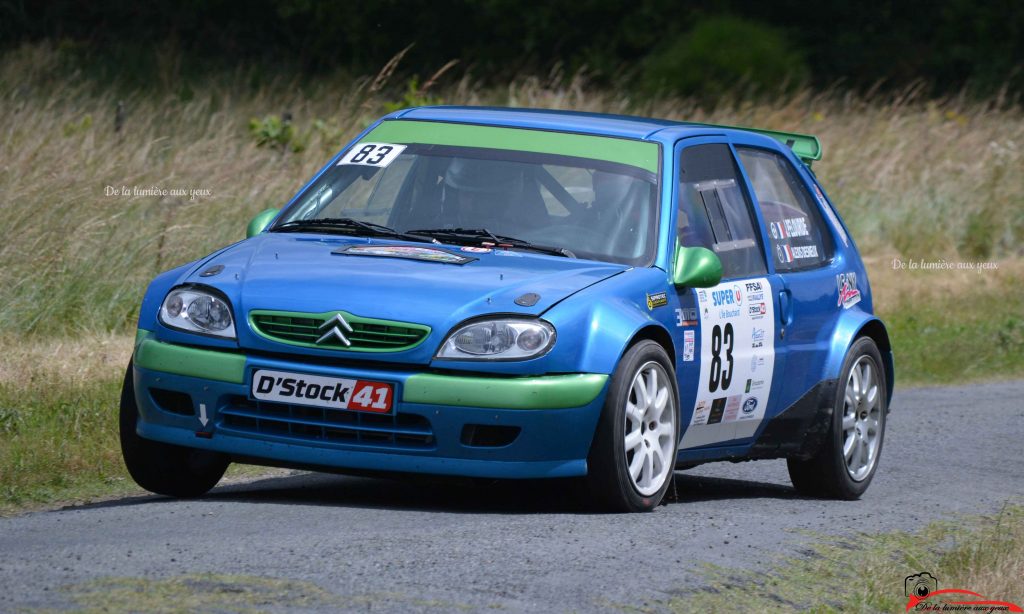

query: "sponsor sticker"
xmin=707 ymin=397 xmax=727 ymax=424
xmin=683 ymin=330 xmax=695 ymax=361
xmin=710 ymin=284 xmax=744 ymax=318
xmin=750 ymin=355 xmax=765 ymax=372
xmin=337 ymin=142 xmax=406 ymax=167
xmin=675 ymin=307 xmax=698 ymax=327
xmin=460 ymin=246 xmax=492 ymax=253
xmin=691 ymin=400 xmax=709 ymax=425
xmin=646 ymin=291 xmax=668 ymax=310
xmin=837 ymin=272 xmax=862 ymax=309
xmin=334 ymin=244 xmax=474 ymax=265
xmin=252 ymin=369 xmax=393 ymax=413
xmin=744 ymin=378 xmax=766 ymax=393
xmin=723 ymin=395 xmax=742 ymax=422
xmin=711 ymin=286 xmax=742 ymax=308
xmin=741 ymin=397 xmax=758 ymax=416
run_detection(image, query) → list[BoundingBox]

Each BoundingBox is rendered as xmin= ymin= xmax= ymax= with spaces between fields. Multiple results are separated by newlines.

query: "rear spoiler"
xmin=744 ymin=127 xmax=822 ymax=165
xmin=698 ymin=123 xmax=822 ymax=166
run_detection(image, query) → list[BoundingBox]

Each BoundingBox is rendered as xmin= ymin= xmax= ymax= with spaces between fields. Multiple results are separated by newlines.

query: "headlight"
xmin=159 ymin=286 xmax=236 ymax=339
xmin=436 ymin=318 xmax=555 ymax=361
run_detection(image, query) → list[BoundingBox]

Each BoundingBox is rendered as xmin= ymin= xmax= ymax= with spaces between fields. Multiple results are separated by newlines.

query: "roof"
xmin=397 ymin=106 xmax=822 ymax=164
xmin=398 ymin=106 xmax=689 ymax=140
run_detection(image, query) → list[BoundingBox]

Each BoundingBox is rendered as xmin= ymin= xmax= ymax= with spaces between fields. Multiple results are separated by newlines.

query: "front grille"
xmin=249 ymin=310 xmax=430 ymax=352
xmin=219 ymin=396 xmax=434 ymax=449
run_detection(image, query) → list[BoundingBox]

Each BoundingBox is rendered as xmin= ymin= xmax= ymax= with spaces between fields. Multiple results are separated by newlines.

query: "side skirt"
xmin=746 ymin=379 xmax=837 ymax=461
xmin=674 ymin=379 xmax=837 ymax=468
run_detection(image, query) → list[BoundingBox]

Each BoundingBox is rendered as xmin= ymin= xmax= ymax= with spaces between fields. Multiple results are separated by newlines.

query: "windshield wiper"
xmin=272 ymin=218 xmax=436 ymax=243
xmin=406 ymin=227 xmax=575 ymax=258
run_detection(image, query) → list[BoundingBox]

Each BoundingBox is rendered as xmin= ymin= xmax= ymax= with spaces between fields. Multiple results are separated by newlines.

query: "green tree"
xmin=640 ymin=15 xmax=808 ymax=97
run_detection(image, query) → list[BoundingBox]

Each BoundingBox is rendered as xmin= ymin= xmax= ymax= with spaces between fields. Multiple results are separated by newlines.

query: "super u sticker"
xmin=337 ymin=143 xmax=406 ymax=167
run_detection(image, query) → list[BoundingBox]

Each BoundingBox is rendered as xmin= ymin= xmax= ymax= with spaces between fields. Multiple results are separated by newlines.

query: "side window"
xmin=735 ymin=147 xmax=832 ymax=271
xmin=678 ymin=144 xmax=766 ymax=279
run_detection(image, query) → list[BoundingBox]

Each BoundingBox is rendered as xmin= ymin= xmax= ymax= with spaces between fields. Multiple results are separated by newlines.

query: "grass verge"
xmin=655 ymin=503 xmax=1024 ymax=612
xmin=54 ymin=574 xmax=477 ymax=613
xmin=869 ymin=258 xmax=1024 ymax=386
xmin=0 ymin=334 xmax=132 ymax=513
xmin=0 ymin=334 xmax=283 ymax=514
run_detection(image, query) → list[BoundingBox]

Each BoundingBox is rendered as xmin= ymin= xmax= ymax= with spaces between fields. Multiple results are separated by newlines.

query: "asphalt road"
xmin=2 ymin=381 xmax=1022 ymax=612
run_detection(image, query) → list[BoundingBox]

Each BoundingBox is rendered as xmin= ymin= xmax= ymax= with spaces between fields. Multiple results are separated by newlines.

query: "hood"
xmin=183 ymin=233 xmax=627 ymax=357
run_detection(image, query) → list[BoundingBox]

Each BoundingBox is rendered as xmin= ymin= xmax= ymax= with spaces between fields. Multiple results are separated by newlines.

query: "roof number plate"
xmin=336 ymin=142 xmax=406 ymax=168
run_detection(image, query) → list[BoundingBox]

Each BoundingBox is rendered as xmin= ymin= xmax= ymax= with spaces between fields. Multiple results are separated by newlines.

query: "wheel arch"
xmin=824 ymin=314 xmax=895 ymax=406
xmin=857 ymin=319 xmax=894 ymax=405
xmin=626 ymin=324 xmax=677 ymax=369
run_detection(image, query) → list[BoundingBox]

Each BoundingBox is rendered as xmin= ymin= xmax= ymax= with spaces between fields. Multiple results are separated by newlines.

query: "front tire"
xmin=787 ymin=337 xmax=888 ymax=499
xmin=586 ymin=340 xmax=679 ymax=512
xmin=120 ymin=362 xmax=229 ymax=498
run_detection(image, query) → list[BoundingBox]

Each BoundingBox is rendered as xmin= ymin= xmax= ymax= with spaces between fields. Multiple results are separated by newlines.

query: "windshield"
xmin=276 ymin=122 xmax=660 ymax=265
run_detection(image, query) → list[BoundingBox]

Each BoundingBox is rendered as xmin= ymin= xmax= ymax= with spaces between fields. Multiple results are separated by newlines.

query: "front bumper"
xmin=132 ymin=332 xmax=609 ymax=479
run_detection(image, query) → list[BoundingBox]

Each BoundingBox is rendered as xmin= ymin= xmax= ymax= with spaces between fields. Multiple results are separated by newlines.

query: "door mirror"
xmin=246 ymin=208 xmax=279 ymax=238
xmin=672 ymin=242 xmax=723 ymax=288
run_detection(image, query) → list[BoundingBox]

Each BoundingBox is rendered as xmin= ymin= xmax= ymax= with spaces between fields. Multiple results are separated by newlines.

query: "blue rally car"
xmin=121 ymin=107 xmax=894 ymax=512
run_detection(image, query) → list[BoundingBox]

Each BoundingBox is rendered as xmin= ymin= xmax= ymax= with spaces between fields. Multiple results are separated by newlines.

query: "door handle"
xmin=778 ymin=289 xmax=793 ymax=337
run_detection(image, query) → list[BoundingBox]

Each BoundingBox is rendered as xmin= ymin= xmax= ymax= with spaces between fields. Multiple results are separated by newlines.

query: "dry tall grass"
xmin=1 ymin=42 xmax=1022 ymax=337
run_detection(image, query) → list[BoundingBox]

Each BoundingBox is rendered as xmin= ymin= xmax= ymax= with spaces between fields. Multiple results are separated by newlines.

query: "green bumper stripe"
xmin=135 ymin=328 xmax=151 ymax=350
xmin=369 ymin=120 xmax=659 ymax=174
xmin=134 ymin=338 xmax=246 ymax=384
xmin=403 ymin=373 xmax=608 ymax=409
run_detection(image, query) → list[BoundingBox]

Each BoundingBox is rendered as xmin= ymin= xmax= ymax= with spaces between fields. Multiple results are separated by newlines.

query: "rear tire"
xmin=787 ymin=337 xmax=887 ymax=499
xmin=586 ymin=340 xmax=679 ymax=512
xmin=120 ymin=362 xmax=229 ymax=498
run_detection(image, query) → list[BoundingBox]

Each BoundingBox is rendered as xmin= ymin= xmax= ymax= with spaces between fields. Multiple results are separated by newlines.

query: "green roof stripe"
xmin=367 ymin=120 xmax=659 ymax=173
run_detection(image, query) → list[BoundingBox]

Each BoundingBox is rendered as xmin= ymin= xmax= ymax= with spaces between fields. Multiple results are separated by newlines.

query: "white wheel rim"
xmin=842 ymin=356 xmax=883 ymax=482
xmin=623 ymin=361 xmax=676 ymax=496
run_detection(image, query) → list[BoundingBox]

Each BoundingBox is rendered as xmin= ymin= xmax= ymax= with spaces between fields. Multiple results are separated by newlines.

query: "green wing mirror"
xmin=246 ymin=208 xmax=280 ymax=238
xmin=671 ymin=241 xmax=723 ymax=288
